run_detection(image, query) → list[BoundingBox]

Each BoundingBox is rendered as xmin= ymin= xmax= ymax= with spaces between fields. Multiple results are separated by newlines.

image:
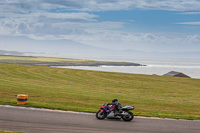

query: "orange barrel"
xmin=17 ymin=94 xmax=28 ymax=105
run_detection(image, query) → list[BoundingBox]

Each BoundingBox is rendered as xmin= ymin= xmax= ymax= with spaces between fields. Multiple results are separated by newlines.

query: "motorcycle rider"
xmin=107 ymin=99 xmax=123 ymax=116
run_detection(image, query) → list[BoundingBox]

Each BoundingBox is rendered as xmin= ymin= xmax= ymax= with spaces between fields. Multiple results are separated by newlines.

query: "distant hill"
xmin=0 ymin=36 xmax=117 ymax=57
xmin=0 ymin=36 xmax=199 ymax=59
xmin=0 ymin=50 xmax=24 ymax=56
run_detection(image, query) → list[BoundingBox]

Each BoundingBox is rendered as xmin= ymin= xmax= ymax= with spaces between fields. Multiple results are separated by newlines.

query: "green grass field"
xmin=0 ymin=63 xmax=200 ymax=120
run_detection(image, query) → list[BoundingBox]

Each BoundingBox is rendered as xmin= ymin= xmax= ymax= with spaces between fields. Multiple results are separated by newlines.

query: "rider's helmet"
xmin=112 ymin=99 xmax=118 ymax=103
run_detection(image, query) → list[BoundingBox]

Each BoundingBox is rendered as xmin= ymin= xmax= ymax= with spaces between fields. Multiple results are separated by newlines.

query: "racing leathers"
xmin=107 ymin=101 xmax=123 ymax=116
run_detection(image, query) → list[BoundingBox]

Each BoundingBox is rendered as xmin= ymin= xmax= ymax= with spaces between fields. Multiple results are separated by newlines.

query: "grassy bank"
xmin=0 ymin=63 xmax=200 ymax=120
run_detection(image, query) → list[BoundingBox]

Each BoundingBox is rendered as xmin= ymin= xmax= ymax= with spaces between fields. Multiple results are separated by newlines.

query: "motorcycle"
xmin=96 ymin=103 xmax=134 ymax=121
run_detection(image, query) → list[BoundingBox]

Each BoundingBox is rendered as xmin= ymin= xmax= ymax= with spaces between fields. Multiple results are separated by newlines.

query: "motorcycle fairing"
xmin=100 ymin=104 xmax=116 ymax=116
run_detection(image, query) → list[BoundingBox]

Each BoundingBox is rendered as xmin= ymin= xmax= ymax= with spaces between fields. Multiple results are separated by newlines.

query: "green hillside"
xmin=0 ymin=63 xmax=200 ymax=120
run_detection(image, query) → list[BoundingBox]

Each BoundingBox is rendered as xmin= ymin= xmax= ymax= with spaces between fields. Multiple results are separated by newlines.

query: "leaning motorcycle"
xmin=96 ymin=103 xmax=134 ymax=121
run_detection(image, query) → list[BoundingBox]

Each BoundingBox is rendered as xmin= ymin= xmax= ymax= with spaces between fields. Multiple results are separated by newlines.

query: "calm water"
xmin=54 ymin=56 xmax=200 ymax=79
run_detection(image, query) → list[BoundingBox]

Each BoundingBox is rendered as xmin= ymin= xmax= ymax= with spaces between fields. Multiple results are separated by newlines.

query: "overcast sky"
xmin=1 ymin=0 xmax=200 ymax=52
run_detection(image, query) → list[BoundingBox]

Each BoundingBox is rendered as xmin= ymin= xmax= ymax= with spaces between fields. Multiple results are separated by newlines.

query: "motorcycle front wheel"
xmin=122 ymin=111 xmax=134 ymax=121
xmin=96 ymin=110 xmax=107 ymax=120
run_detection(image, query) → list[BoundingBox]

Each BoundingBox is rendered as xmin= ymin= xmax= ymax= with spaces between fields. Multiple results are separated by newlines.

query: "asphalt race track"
xmin=0 ymin=105 xmax=199 ymax=133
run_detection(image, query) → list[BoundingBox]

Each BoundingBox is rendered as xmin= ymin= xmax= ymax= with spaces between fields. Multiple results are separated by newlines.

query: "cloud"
xmin=134 ymin=0 xmax=200 ymax=11
xmin=1 ymin=0 xmax=200 ymax=14
xmin=44 ymin=0 xmax=200 ymax=11
xmin=0 ymin=0 xmax=200 ymax=52
xmin=176 ymin=21 xmax=200 ymax=25
xmin=55 ymin=30 xmax=200 ymax=52
xmin=178 ymin=12 xmax=200 ymax=15
xmin=0 ymin=17 xmax=125 ymax=36
xmin=39 ymin=0 xmax=200 ymax=11
xmin=1 ymin=0 xmax=124 ymax=37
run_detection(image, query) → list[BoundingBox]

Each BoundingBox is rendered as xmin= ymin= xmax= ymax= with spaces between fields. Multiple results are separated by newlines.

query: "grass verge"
xmin=0 ymin=63 xmax=200 ymax=120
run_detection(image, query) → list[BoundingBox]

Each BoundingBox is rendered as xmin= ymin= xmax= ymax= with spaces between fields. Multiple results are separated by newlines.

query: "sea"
xmin=54 ymin=56 xmax=200 ymax=79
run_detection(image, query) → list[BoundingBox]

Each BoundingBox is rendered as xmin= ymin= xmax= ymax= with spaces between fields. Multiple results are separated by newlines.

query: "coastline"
xmin=0 ymin=55 xmax=145 ymax=67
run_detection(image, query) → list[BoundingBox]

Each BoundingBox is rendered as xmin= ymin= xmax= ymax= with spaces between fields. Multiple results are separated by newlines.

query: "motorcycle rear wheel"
xmin=122 ymin=111 xmax=134 ymax=121
xmin=96 ymin=110 xmax=107 ymax=120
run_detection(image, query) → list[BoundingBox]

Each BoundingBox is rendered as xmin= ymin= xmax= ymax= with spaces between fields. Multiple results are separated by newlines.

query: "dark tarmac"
xmin=0 ymin=105 xmax=199 ymax=133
